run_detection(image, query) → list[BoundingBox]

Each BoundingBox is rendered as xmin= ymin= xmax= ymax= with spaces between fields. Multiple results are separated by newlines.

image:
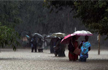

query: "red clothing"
xmin=68 ymin=41 xmax=78 ymax=61
xmin=68 ymin=52 xmax=78 ymax=61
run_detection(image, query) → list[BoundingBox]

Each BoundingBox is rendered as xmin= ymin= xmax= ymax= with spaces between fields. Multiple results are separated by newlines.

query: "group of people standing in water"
xmin=50 ymin=35 xmax=91 ymax=62
xmin=22 ymin=33 xmax=91 ymax=62
xmin=68 ymin=35 xmax=91 ymax=62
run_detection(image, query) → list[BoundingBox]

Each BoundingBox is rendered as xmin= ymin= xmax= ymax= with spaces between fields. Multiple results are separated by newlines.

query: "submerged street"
xmin=0 ymin=49 xmax=108 ymax=70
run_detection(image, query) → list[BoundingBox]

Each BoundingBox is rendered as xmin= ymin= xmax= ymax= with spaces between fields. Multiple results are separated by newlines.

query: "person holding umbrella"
xmin=79 ymin=36 xmax=91 ymax=62
xmin=68 ymin=35 xmax=79 ymax=61
xmin=74 ymin=30 xmax=92 ymax=62
xmin=61 ymin=33 xmax=80 ymax=61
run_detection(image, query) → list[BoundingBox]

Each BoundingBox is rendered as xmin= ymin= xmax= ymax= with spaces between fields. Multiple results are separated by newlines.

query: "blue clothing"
xmin=31 ymin=38 xmax=34 ymax=42
xmin=79 ymin=57 xmax=87 ymax=62
xmin=31 ymin=44 xmax=33 ymax=47
xmin=80 ymin=41 xmax=91 ymax=58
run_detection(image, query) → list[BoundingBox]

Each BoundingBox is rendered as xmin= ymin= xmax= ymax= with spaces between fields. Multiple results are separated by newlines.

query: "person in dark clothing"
xmin=55 ymin=38 xmax=66 ymax=57
xmin=58 ymin=39 xmax=66 ymax=57
xmin=31 ymin=36 xmax=37 ymax=52
xmin=37 ymin=38 xmax=43 ymax=52
xmin=50 ymin=38 xmax=57 ymax=53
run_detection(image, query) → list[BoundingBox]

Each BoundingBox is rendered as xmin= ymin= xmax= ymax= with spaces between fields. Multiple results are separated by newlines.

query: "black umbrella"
xmin=32 ymin=33 xmax=43 ymax=39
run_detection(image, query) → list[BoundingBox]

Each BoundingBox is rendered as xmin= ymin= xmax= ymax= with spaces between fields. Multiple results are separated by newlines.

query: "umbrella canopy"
xmin=32 ymin=33 xmax=43 ymax=39
xmin=74 ymin=30 xmax=93 ymax=36
xmin=51 ymin=32 xmax=66 ymax=38
xmin=45 ymin=35 xmax=57 ymax=39
xmin=61 ymin=30 xmax=93 ymax=44
xmin=61 ymin=33 xmax=77 ymax=44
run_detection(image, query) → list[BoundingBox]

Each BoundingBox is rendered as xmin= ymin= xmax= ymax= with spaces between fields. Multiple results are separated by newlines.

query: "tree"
xmin=0 ymin=23 xmax=20 ymax=50
xmin=0 ymin=1 xmax=21 ymax=50
xmin=0 ymin=1 xmax=21 ymax=27
xmin=44 ymin=0 xmax=108 ymax=39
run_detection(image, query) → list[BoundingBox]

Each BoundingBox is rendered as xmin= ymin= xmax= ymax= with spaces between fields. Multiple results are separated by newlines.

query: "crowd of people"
xmin=22 ymin=34 xmax=91 ymax=62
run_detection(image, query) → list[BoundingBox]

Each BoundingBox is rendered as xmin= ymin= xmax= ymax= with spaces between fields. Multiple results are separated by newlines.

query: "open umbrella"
xmin=61 ymin=33 xmax=81 ymax=55
xmin=74 ymin=30 xmax=93 ymax=36
xmin=61 ymin=30 xmax=93 ymax=44
xmin=45 ymin=35 xmax=57 ymax=39
xmin=61 ymin=33 xmax=77 ymax=44
xmin=32 ymin=33 xmax=43 ymax=39
xmin=51 ymin=32 xmax=66 ymax=38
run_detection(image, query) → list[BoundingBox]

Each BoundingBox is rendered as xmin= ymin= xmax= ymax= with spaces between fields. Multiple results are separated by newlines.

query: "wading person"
xmin=55 ymin=38 xmax=66 ymax=57
xmin=68 ymin=36 xmax=79 ymax=61
xmin=31 ymin=36 xmax=37 ymax=52
xmin=79 ymin=36 xmax=91 ymax=62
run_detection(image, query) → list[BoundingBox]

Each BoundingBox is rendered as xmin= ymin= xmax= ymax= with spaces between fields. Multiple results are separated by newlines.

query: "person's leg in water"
xmin=82 ymin=57 xmax=87 ymax=62
xmin=68 ymin=52 xmax=73 ymax=61
xmin=62 ymin=50 xmax=66 ymax=57
xmin=55 ymin=52 xmax=57 ymax=56
xmin=31 ymin=47 xmax=34 ymax=52
xmin=82 ymin=54 xmax=87 ymax=62
xmin=58 ymin=49 xmax=65 ymax=57
xmin=79 ymin=57 xmax=83 ymax=62
xmin=50 ymin=46 xmax=54 ymax=53
xmin=55 ymin=49 xmax=58 ymax=56
xmin=79 ymin=56 xmax=86 ymax=62
xmin=72 ymin=54 xmax=78 ymax=61
xmin=35 ymin=45 xmax=37 ymax=52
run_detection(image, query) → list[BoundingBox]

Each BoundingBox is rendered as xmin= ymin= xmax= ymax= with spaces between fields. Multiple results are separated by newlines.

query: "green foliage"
xmin=73 ymin=1 xmax=108 ymax=35
xmin=0 ymin=1 xmax=21 ymax=50
xmin=0 ymin=1 xmax=21 ymax=27
xmin=44 ymin=0 xmax=108 ymax=39
xmin=0 ymin=22 xmax=21 ymax=51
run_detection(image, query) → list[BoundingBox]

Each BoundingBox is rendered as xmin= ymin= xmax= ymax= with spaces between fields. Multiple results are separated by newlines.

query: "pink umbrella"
xmin=61 ymin=33 xmax=77 ymax=44
xmin=74 ymin=30 xmax=93 ymax=36
xmin=61 ymin=30 xmax=93 ymax=44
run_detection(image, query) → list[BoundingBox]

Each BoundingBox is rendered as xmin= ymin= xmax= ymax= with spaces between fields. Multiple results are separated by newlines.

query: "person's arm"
xmin=79 ymin=40 xmax=84 ymax=49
